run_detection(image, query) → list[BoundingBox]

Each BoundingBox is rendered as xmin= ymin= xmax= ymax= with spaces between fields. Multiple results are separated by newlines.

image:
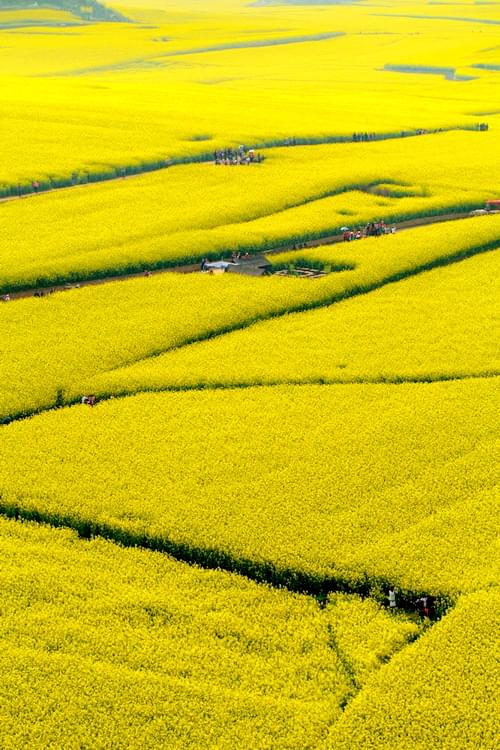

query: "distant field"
xmin=1 ymin=0 xmax=499 ymax=188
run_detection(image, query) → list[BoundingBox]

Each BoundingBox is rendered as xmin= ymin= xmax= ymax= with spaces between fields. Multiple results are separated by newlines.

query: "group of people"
xmin=213 ymin=146 xmax=263 ymax=166
xmin=343 ymin=222 xmax=396 ymax=241
xmin=352 ymin=132 xmax=380 ymax=142
xmin=388 ymin=588 xmax=436 ymax=619
xmin=33 ymin=284 xmax=80 ymax=299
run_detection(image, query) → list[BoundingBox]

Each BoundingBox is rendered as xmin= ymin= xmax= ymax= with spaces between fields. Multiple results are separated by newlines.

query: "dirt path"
xmin=4 ymin=209 xmax=472 ymax=301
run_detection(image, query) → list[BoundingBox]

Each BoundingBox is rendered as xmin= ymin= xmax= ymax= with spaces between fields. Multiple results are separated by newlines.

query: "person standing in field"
xmin=388 ymin=588 xmax=397 ymax=609
xmin=425 ymin=595 xmax=435 ymax=619
xmin=416 ymin=596 xmax=427 ymax=617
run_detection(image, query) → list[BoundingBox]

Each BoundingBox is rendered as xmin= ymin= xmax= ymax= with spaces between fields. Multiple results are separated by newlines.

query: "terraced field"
xmin=1 ymin=0 xmax=498 ymax=748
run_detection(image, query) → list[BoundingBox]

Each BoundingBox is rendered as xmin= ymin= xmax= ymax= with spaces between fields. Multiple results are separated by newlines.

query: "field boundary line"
xmin=0 ymin=209 xmax=480 ymax=298
xmin=61 ymin=371 xmax=500 ymax=409
xmin=83 ymin=240 xmax=500 ymax=379
xmin=0 ymin=123 xmax=485 ymax=202
xmin=0 ymin=499 xmax=455 ymax=618
xmin=3 ymin=372 xmax=499 ymax=432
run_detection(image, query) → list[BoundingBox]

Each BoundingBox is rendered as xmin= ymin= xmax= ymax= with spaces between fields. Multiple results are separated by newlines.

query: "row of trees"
xmin=0 ymin=0 xmax=129 ymax=22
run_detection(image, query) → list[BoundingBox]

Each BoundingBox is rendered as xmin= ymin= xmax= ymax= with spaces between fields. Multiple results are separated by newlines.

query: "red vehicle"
xmin=470 ymin=199 xmax=500 ymax=216
xmin=485 ymin=199 xmax=500 ymax=212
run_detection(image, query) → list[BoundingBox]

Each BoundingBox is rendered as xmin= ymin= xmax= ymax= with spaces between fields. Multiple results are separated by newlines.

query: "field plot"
xmin=1 ymin=215 xmax=499 ymax=422
xmin=0 ymin=379 xmax=497 ymax=597
xmin=87 ymin=248 xmax=500 ymax=394
xmin=1 ymin=0 xmax=499 ymax=747
xmin=1 ymin=131 xmax=499 ymax=290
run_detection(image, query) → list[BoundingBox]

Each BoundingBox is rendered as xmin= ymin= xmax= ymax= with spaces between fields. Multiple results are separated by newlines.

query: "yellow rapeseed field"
xmin=1 ymin=0 xmax=499 ymax=187
xmin=0 ymin=271 xmax=314 ymax=419
xmin=323 ymin=588 xmax=500 ymax=750
xmin=1 ymin=132 xmax=499 ymax=289
xmin=91 ymin=248 xmax=500 ymax=393
xmin=0 ymin=517 xmax=347 ymax=749
xmin=0 ymin=380 xmax=497 ymax=597
xmin=1 ymin=1 xmax=499 ymax=746
xmin=1 ymin=215 xmax=498 ymax=420
xmin=0 ymin=515 xmax=427 ymax=748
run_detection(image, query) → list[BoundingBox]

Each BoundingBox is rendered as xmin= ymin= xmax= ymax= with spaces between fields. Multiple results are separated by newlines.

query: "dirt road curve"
xmin=3 ymin=210 xmax=473 ymax=301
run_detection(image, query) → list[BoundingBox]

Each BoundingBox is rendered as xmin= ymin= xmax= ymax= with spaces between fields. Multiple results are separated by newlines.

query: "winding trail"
xmin=3 ymin=209 xmax=475 ymax=300
xmin=0 ymin=123 xmax=483 ymax=203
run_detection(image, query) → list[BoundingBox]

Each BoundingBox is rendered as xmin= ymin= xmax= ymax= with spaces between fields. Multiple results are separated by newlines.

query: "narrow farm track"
xmin=0 ymin=496 xmax=453 ymax=618
xmin=59 ymin=370 xmax=500 ymax=407
xmin=327 ymin=625 xmax=362 ymax=705
xmin=0 ymin=123 xmax=483 ymax=204
xmin=3 ymin=363 xmax=498 ymax=428
xmin=3 ymin=209 xmax=475 ymax=300
xmin=1 ymin=370 xmax=488 ymax=433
